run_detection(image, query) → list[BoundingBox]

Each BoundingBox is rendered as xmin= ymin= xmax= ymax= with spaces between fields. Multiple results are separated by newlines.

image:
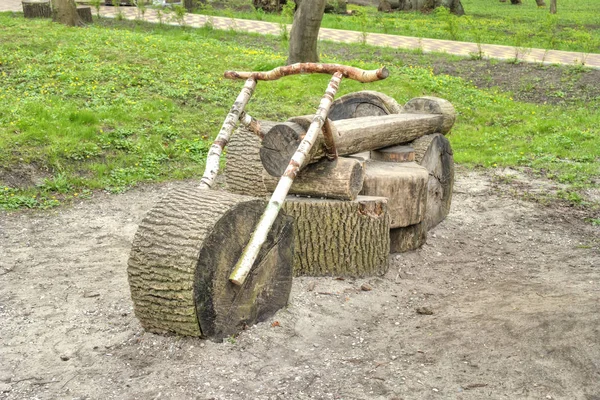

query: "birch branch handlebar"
xmin=224 ymin=63 xmax=389 ymax=83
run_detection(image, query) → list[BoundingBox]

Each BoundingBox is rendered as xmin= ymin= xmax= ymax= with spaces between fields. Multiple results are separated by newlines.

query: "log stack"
xmin=225 ymin=92 xmax=456 ymax=273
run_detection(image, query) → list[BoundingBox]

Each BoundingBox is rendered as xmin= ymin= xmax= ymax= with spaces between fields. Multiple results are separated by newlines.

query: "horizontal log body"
xmin=264 ymin=157 xmax=365 ymax=201
xmin=360 ymin=161 xmax=429 ymax=228
xmin=283 ymin=195 xmax=390 ymax=277
xmin=261 ymin=113 xmax=445 ymax=177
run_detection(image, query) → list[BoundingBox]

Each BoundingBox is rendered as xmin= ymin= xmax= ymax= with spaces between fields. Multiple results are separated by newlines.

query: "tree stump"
xmin=283 ymin=196 xmax=390 ymax=277
xmin=77 ymin=6 xmax=92 ymax=23
xmin=411 ymin=133 xmax=454 ymax=230
xmin=128 ymin=187 xmax=294 ymax=340
xmin=22 ymin=0 xmax=52 ymax=18
xmin=360 ymin=161 xmax=429 ymax=228
xmin=329 ymin=90 xmax=402 ymax=121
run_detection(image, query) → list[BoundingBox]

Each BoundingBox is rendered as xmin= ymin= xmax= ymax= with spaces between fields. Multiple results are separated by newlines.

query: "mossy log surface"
xmin=225 ymin=124 xmax=276 ymax=198
xmin=283 ymin=195 xmax=390 ymax=277
xmin=128 ymin=187 xmax=294 ymax=340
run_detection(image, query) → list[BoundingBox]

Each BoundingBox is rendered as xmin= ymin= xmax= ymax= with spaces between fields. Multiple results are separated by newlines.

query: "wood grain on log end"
xmin=360 ymin=161 xmax=429 ymax=228
xmin=283 ymin=195 xmax=390 ymax=277
xmin=260 ymin=122 xmax=306 ymax=177
xmin=329 ymin=90 xmax=402 ymax=121
xmin=402 ymin=96 xmax=456 ymax=134
xmin=390 ymin=221 xmax=427 ymax=253
xmin=371 ymin=145 xmax=415 ymax=163
xmin=128 ymin=188 xmax=293 ymax=340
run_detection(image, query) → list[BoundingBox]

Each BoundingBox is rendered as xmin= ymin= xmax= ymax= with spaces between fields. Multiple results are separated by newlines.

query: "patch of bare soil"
xmin=1 ymin=170 xmax=599 ymax=399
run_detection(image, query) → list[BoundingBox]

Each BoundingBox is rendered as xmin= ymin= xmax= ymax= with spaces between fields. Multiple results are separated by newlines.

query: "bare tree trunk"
xmin=51 ymin=0 xmax=82 ymax=26
xmin=550 ymin=0 xmax=556 ymax=13
xmin=287 ymin=0 xmax=327 ymax=64
xmin=535 ymin=0 xmax=546 ymax=6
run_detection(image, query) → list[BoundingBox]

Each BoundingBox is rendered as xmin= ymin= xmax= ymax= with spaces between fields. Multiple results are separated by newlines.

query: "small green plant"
xmin=90 ymin=0 xmax=101 ymax=19
xmin=114 ymin=2 xmax=124 ymax=21
xmin=172 ymin=5 xmax=187 ymax=26
xmin=156 ymin=8 xmax=164 ymax=24
xmin=135 ymin=0 xmax=148 ymax=20
xmin=435 ymin=6 xmax=460 ymax=41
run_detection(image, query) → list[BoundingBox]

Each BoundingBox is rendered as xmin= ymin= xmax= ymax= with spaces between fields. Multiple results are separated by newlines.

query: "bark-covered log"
xmin=370 ymin=145 xmax=415 ymax=163
xmin=283 ymin=195 xmax=390 ymax=277
xmin=401 ymin=96 xmax=456 ymax=135
xmin=22 ymin=0 xmax=52 ymax=18
xmin=390 ymin=221 xmax=427 ymax=253
xmin=77 ymin=6 xmax=92 ymax=23
xmin=410 ymin=133 xmax=454 ymax=230
xmin=263 ymin=157 xmax=364 ymax=200
xmin=128 ymin=188 xmax=294 ymax=340
xmin=261 ymin=113 xmax=449 ymax=177
xmin=224 ymin=123 xmax=276 ymax=198
xmin=360 ymin=161 xmax=429 ymax=228
xmin=329 ymin=90 xmax=402 ymax=121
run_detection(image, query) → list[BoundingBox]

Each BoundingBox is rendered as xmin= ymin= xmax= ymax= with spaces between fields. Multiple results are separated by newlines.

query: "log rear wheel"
xmin=128 ymin=187 xmax=294 ymax=340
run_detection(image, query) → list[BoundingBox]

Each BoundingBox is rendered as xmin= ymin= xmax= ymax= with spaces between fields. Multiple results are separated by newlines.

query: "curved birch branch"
xmin=199 ymin=78 xmax=257 ymax=189
xmin=238 ymin=111 xmax=264 ymax=139
xmin=229 ymin=72 xmax=344 ymax=286
xmin=224 ymin=63 xmax=388 ymax=83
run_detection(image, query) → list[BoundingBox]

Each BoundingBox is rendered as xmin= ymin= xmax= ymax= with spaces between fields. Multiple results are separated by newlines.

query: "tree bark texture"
xmin=411 ymin=133 xmax=454 ymax=230
xmin=22 ymin=0 xmax=52 ymax=18
xmin=282 ymin=196 xmax=390 ymax=277
xmin=329 ymin=91 xmax=402 ymax=121
xmin=128 ymin=188 xmax=294 ymax=340
xmin=77 ymin=6 xmax=92 ymax=23
xmin=379 ymin=0 xmax=464 ymax=15
xmin=260 ymin=113 xmax=449 ymax=177
xmin=549 ymin=0 xmax=556 ymax=13
xmin=360 ymin=161 xmax=429 ymax=228
xmin=199 ymin=78 xmax=256 ymax=189
xmin=390 ymin=221 xmax=427 ymax=253
xmin=370 ymin=145 xmax=415 ymax=163
xmin=51 ymin=0 xmax=82 ymax=26
xmin=224 ymin=124 xmax=276 ymax=198
xmin=263 ymin=157 xmax=365 ymax=201
xmin=287 ymin=0 xmax=327 ymax=64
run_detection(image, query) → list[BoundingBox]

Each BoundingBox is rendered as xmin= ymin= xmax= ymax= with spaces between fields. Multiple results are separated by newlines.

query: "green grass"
xmin=0 ymin=14 xmax=599 ymax=210
xmin=196 ymin=0 xmax=600 ymax=54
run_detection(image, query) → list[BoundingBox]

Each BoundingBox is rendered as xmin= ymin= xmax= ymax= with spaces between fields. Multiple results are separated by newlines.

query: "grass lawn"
xmin=197 ymin=0 xmax=600 ymax=54
xmin=0 ymin=14 xmax=598 ymax=212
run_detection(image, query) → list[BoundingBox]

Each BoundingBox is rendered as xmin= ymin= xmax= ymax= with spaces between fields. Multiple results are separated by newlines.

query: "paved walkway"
xmin=2 ymin=0 xmax=599 ymax=69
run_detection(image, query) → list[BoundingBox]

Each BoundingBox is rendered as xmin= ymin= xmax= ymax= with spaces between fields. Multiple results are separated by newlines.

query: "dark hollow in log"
xmin=283 ymin=195 xmax=390 ymax=277
xmin=225 ymin=123 xmax=277 ymax=198
xmin=390 ymin=221 xmax=427 ymax=253
xmin=264 ymin=157 xmax=365 ymax=201
xmin=22 ymin=0 xmax=52 ymax=18
xmin=329 ymin=90 xmax=402 ymax=121
xmin=261 ymin=113 xmax=449 ymax=177
xmin=128 ymin=187 xmax=294 ymax=340
xmin=370 ymin=145 xmax=415 ymax=163
xmin=360 ymin=161 xmax=429 ymax=228
xmin=77 ymin=6 xmax=92 ymax=23
xmin=411 ymin=133 xmax=454 ymax=230
xmin=402 ymin=96 xmax=456 ymax=135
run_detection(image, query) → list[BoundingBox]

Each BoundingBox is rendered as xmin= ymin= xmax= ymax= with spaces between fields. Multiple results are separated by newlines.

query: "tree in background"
xmin=51 ymin=0 xmax=82 ymax=26
xmin=287 ymin=0 xmax=327 ymax=64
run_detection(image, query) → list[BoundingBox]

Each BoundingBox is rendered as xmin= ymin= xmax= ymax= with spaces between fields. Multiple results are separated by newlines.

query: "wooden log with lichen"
xmin=283 ymin=195 xmax=390 ymax=277
xmin=127 ymin=187 xmax=293 ymax=340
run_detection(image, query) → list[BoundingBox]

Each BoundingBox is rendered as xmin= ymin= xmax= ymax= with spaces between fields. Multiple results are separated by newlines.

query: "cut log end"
xmin=329 ymin=90 xmax=402 ymax=121
xmin=128 ymin=188 xmax=293 ymax=340
xmin=260 ymin=122 xmax=305 ymax=177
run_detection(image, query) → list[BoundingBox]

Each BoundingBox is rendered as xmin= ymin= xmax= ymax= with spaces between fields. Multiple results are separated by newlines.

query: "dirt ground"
xmin=1 ymin=169 xmax=599 ymax=400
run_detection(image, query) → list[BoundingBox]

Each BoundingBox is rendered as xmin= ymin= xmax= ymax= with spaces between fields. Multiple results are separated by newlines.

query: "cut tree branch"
xmin=199 ymin=78 xmax=256 ymax=189
xmin=224 ymin=63 xmax=389 ymax=83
